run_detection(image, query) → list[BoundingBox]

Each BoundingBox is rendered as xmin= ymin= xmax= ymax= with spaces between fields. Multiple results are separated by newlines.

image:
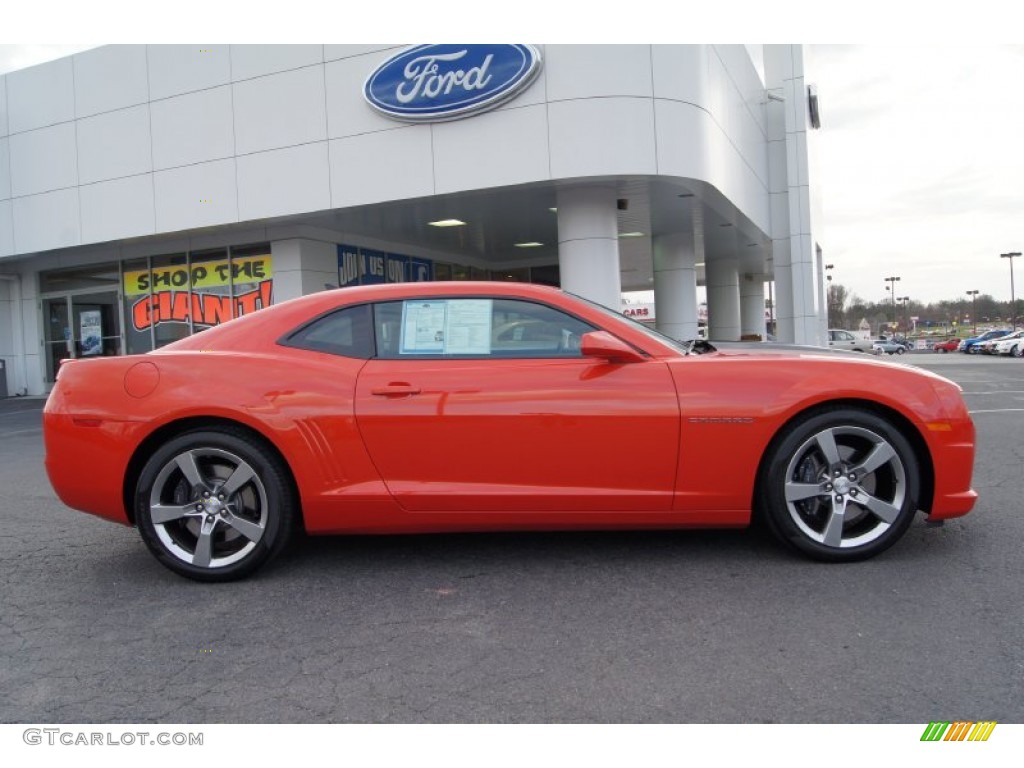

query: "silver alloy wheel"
xmin=782 ymin=425 xmax=907 ymax=549
xmin=148 ymin=447 xmax=268 ymax=569
xmin=1014 ymin=344 xmax=1023 ymax=358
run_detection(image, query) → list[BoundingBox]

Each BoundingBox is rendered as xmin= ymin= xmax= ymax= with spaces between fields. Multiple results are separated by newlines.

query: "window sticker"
xmin=401 ymin=301 xmax=447 ymax=353
xmin=399 ymin=299 xmax=493 ymax=355
xmin=446 ymin=299 xmax=492 ymax=354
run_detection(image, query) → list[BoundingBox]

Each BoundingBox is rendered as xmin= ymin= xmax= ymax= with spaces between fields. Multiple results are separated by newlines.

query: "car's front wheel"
xmin=759 ymin=408 xmax=920 ymax=562
xmin=135 ymin=428 xmax=296 ymax=581
xmin=1013 ymin=344 xmax=1023 ymax=358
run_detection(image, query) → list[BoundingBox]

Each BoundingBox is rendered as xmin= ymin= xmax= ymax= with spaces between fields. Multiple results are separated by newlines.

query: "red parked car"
xmin=44 ymin=282 xmax=977 ymax=581
xmin=933 ymin=338 xmax=961 ymax=353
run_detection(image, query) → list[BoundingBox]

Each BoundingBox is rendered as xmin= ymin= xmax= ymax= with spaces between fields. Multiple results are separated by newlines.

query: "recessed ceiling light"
xmin=618 ymin=232 xmax=645 ymax=238
xmin=514 ymin=242 xmax=544 ymax=248
xmin=548 ymin=207 xmax=558 ymax=213
xmin=428 ymin=219 xmax=466 ymax=227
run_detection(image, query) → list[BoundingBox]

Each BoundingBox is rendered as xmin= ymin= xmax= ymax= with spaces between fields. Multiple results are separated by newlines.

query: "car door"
xmin=354 ymin=296 xmax=680 ymax=514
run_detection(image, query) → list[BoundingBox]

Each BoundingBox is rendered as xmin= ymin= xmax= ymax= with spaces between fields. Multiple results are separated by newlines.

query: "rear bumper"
xmin=44 ymin=410 xmax=140 ymax=527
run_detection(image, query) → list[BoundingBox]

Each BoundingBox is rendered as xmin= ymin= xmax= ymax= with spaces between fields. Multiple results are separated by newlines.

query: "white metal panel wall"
xmin=0 ymin=135 xmax=9 ymax=198
xmin=74 ymin=46 xmax=149 ymax=118
xmin=0 ymin=77 xmax=7 ymax=257
xmin=0 ymin=44 xmax=773 ymax=259
xmin=76 ymin=105 xmax=153 ymax=184
xmin=0 ymin=75 xmax=8 ymax=137
xmin=6 ymin=57 xmax=74 ymax=133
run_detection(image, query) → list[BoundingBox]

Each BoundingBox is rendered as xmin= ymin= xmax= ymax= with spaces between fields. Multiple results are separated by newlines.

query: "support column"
xmin=270 ymin=238 xmax=342 ymax=302
xmin=556 ymin=186 xmax=622 ymax=310
xmin=815 ymin=245 xmax=829 ymax=342
xmin=705 ymin=257 xmax=740 ymax=341
xmin=653 ymin=233 xmax=699 ymax=341
xmin=740 ymin=273 xmax=767 ymax=340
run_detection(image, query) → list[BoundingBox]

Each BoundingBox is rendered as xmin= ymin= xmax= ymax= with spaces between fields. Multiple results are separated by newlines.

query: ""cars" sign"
xmin=364 ymin=44 xmax=542 ymax=122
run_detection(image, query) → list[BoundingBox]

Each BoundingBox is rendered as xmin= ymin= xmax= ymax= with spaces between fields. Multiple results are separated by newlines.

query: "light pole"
xmin=1001 ymin=252 xmax=1021 ymax=327
xmin=884 ymin=275 xmax=901 ymax=327
xmin=825 ymin=264 xmax=834 ymax=325
xmin=966 ymin=290 xmax=979 ymax=335
xmin=898 ymin=296 xmax=910 ymax=333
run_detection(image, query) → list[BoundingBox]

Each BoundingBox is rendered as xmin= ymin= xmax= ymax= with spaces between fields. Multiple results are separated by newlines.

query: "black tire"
xmin=896 ymin=346 xmax=906 ymax=355
xmin=135 ymin=428 xmax=295 ymax=582
xmin=758 ymin=408 xmax=920 ymax=562
xmin=1013 ymin=345 xmax=1023 ymax=358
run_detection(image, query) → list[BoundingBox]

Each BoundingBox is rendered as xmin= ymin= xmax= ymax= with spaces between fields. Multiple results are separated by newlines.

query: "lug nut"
xmin=835 ymin=495 xmax=843 ymax=503
xmin=849 ymin=473 xmax=856 ymax=481
xmin=825 ymin=483 xmax=833 ymax=492
xmin=850 ymin=489 xmax=858 ymax=497
xmin=834 ymin=470 xmax=841 ymax=478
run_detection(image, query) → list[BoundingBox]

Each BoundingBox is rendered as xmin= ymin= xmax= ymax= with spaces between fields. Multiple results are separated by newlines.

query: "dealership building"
xmin=0 ymin=44 xmax=824 ymax=397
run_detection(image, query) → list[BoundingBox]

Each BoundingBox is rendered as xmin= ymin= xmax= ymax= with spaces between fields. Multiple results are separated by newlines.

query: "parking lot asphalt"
xmin=1 ymin=354 xmax=1021 ymax=723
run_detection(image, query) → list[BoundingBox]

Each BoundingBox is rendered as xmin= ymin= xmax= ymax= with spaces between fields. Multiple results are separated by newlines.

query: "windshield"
xmin=567 ymin=292 xmax=692 ymax=355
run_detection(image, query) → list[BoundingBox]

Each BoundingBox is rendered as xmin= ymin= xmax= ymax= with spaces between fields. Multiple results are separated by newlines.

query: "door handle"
xmin=371 ymin=383 xmax=422 ymax=397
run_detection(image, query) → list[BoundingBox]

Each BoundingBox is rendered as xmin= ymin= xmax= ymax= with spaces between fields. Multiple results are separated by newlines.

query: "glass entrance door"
xmin=43 ymin=297 xmax=73 ymax=385
xmin=42 ymin=291 xmax=123 ymax=384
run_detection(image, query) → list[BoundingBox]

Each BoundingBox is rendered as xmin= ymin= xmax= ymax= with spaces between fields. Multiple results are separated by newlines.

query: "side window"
xmin=281 ymin=304 xmax=373 ymax=358
xmin=372 ymin=298 xmax=595 ymax=359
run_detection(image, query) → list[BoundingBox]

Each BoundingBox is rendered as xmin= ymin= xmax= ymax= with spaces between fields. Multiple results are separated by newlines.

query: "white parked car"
xmin=828 ymin=329 xmax=874 ymax=353
xmin=990 ymin=330 xmax=1024 ymax=357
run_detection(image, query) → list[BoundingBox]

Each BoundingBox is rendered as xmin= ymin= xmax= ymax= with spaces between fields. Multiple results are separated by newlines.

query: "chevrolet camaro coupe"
xmin=44 ymin=282 xmax=977 ymax=581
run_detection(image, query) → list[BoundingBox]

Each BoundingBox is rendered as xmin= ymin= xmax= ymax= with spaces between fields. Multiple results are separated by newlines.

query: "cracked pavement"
xmin=1 ymin=356 xmax=1022 ymax=723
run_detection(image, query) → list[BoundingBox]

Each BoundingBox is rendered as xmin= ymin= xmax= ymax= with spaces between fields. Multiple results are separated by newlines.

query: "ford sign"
xmin=364 ymin=44 xmax=542 ymax=122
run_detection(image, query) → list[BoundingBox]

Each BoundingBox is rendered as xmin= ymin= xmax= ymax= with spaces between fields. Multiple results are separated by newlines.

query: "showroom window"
xmin=121 ymin=243 xmax=273 ymax=353
xmin=39 ymin=244 xmax=274 ymax=380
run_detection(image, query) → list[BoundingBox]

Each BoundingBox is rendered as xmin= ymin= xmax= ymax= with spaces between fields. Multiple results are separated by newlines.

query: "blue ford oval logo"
xmin=364 ymin=44 xmax=542 ymax=122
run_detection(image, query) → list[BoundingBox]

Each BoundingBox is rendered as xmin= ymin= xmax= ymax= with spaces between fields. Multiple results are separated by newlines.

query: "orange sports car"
xmin=44 ymin=282 xmax=977 ymax=581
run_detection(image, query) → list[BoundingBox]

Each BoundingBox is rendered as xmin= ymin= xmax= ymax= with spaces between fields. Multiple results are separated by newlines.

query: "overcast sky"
xmin=3 ymin=37 xmax=1022 ymax=307
xmin=810 ymin=44 xmax=1024 ymax=306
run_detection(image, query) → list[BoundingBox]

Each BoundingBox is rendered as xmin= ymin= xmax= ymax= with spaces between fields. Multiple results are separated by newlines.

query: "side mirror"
xmin=580 ymin=331 xmax=646 ymax=364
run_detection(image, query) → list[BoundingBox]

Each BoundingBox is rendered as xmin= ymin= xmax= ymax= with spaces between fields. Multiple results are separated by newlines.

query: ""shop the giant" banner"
xmin=123 ymin=255 xmax=273 ymax=332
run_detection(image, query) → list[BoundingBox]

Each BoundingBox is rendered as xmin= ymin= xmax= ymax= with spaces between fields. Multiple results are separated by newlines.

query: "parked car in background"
xmin=828 ymin=329 xmax=874 ymax=353
xmin=872 ymin=339 xmax=907 ymax=355
xmin=933 ymin=338 xmax=961 ymax=353
xmin=989 ymin=330 xmax=1024 ymax=357
xmin=959 ymin=329 xmax=1013 ymax=354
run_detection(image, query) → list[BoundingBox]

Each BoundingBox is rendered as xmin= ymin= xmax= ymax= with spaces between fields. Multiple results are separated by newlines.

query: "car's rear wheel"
xmin=135 ymin=429 xmax=295 ymax=582
xmin=759 ymin=408 xmax=920 ymax=562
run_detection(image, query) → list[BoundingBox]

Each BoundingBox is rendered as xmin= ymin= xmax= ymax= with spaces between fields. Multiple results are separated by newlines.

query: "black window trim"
xmin=278 ymin=293 xmax=652 ymax=362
